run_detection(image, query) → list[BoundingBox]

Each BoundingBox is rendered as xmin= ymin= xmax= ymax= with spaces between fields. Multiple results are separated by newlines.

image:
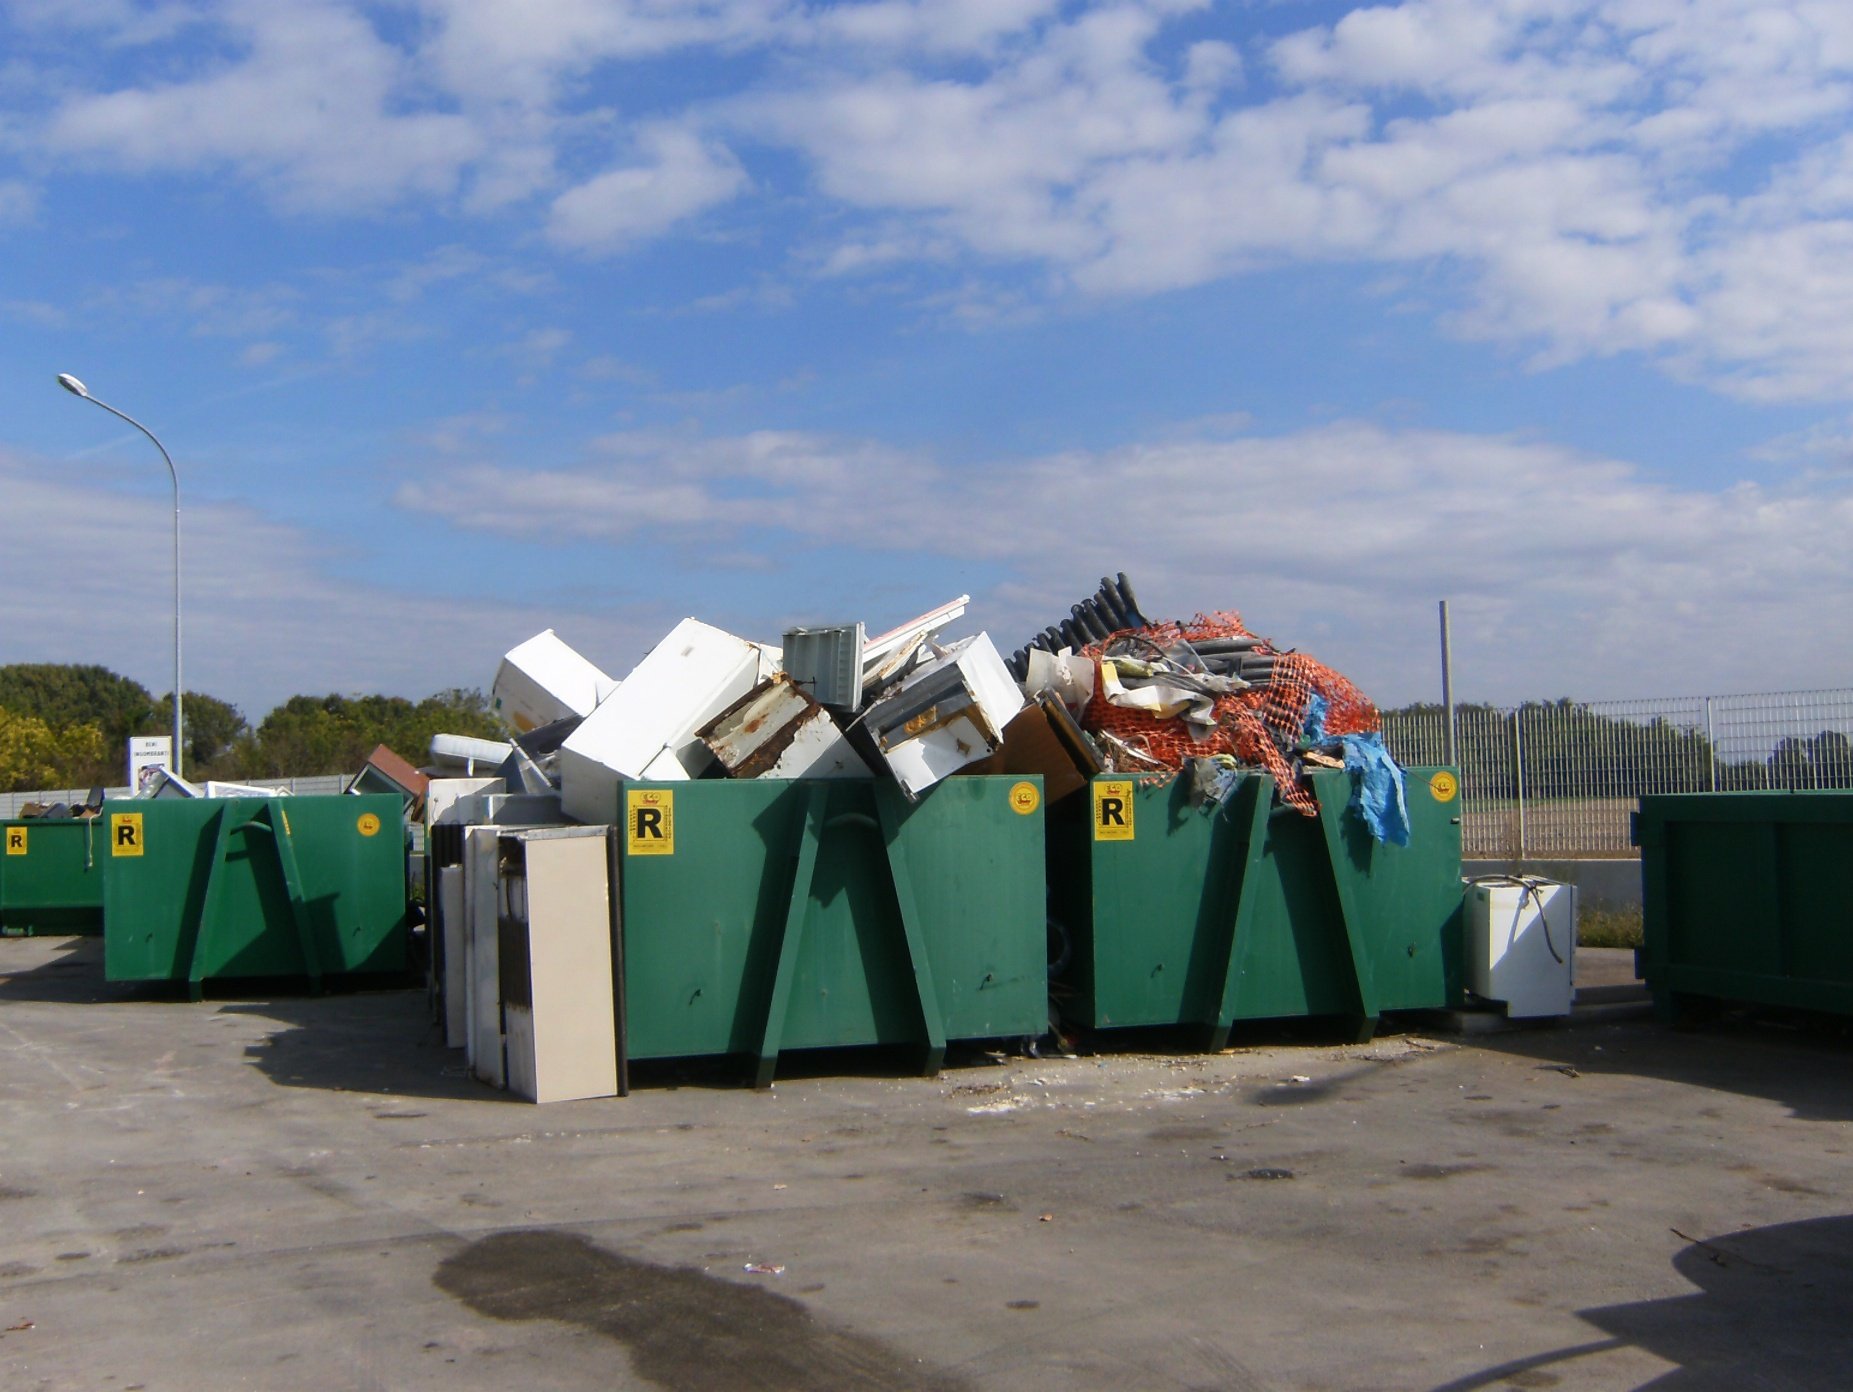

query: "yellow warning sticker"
xmin=111 ymin=812 xmax=145 ymax=857
xmin=1008 ymin=781 xmax=1040 ymax=816
xmin=1093 ymin=780 xmax=1135 ymax=841
xmin=1428 ymin=770 xmax=1459 ymax=803
xmin=280 ymin=807 xmax=292 ymax=837
xmin=5 ymin=826 xmax=26 ymax=856
xmin=627 ymin=788 xmax=675 ymax=856
xmin=356 ymin=812 xmax=381 ymax=837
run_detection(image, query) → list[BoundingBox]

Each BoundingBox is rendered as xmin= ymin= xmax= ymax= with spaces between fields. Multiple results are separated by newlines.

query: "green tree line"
xmin=1384 ymin=700 xmax=1853 ymax=794
xmin=0 ymin=663 xmax=503 ymax=793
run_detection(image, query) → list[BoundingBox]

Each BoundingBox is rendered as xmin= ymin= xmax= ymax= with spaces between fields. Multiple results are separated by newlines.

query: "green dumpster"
xmin=1637 ymin=792 xmax=1853 ymax=1021
xmin=1049 ymin=766 xmax=1465 ymax=1041
xmin=616 ymin=775 xmax=1047 ymax=1085
xmin=1 ymin=818 xmax=107 ymax=936
xmin=102 ymin=795 xmax=409 ymax=995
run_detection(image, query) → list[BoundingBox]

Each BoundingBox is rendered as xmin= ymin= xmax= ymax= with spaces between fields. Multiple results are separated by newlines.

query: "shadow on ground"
xmin=1463 ymin=1010 xmax=1853 ymax=1123
xmin=0 ymin=934 xmax=153 ymax=1004
xmin=1432 ymin=1214 xmax=1853 ymax=1390
xmin=221 ymin=992 xmax=506 ymax=1103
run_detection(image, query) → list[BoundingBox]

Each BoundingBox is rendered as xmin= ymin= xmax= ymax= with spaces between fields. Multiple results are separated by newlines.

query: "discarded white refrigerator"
xmin=1466 ymin=876 xmax=1577 ymax=1018
xmin=492 ymin=629 xmax=619 ymax=734
xmin=494 ymin=828 xmax=620 ymax=1104
xmin=558 ymin=618 xmax=780 ymax=821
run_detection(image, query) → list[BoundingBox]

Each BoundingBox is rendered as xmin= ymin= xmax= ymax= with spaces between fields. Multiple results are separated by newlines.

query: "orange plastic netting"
xmin=1078 ymin=612 xmax=1380 ymax=813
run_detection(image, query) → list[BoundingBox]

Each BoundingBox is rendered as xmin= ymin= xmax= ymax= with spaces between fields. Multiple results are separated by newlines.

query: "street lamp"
xmin=56 ymin=374 xmax=185 ymax=778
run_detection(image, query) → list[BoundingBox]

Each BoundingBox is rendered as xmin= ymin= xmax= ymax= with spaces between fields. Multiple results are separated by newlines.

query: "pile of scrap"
xmin=410 ymin=574 xmax=1399 ymax=834
xmin=1007 ymin=581 xmax=1406 ymax=842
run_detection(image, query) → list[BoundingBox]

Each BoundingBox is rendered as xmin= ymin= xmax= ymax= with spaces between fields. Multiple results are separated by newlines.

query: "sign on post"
xmin=128 ymin=736 xmax=172 ymax=794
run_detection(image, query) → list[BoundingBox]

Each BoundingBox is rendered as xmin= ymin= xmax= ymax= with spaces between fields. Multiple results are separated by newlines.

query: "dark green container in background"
xmin=0 ymin=818 xmax=106 ymax=936
xmin=1049 ymin=766 xmax=1465 ymax=1041
xmin=102 ymin=795 xmax=408 ymax=994
xmin=616 ymin=775 xmax=1047 ymax=1084
xmin=1637 ymin=792 xmax=1853 ymax=1021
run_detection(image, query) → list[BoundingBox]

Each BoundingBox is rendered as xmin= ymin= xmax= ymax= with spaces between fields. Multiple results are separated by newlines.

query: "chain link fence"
xmin=1382 ymin=689 xmax=1853 ymax=859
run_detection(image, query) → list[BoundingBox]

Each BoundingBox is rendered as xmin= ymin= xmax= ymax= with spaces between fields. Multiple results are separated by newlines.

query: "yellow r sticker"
xmin=627 ymin=788 xmax=675 ymax=856
xmin=1429 ymin=770 xmax=1459 ymax=803
xmin=5 ymin=826 xmax=26 ymax=856
xmin=357 ymin=812 xmax=381 ymax=837
xmin=111 ymin=812 xmax=145 ymax=857
xmin=1008 ymin=781 xmax=1040 ymax=816
xmin=1093 ymin=780 xmax=1135 ymax=841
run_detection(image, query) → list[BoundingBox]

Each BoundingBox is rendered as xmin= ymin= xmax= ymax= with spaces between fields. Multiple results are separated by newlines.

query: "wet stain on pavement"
xmin=0 ymin=1186 xmax=37 ymax=1201
xmin=1400 ymin=1162 xmax=1491 ymax=1182
xmin=435 ymin=1229 xmax=968 ymax=1392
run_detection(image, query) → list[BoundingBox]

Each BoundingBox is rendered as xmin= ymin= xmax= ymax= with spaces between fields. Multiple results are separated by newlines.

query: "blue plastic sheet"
xmin=1337 ymin=733 xmax=1410 ymax=846
xmin=1303 ymin=694 xmax=1409 ymax=845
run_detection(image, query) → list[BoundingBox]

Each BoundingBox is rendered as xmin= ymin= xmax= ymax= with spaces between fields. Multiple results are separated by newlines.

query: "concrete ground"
xmin=2 ymin=936 xmax=1850 ymax=1392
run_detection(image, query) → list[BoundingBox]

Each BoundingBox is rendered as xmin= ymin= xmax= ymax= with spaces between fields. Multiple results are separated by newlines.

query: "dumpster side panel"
xmin=619 ymin=781 xmax=795 ymax=1061
xmin=1226 ymin=808 xmax=1356 ymax=1022
xmin=1310 ymin=767 xmax=1464 ymax=1013
xmin=0 ymin=819 xmax=107 ymax=935
xmin=1081 ymin=775 xmax=1217 ymax=1028
xmin=885 ymin=777 xmax=1046 ymax=1041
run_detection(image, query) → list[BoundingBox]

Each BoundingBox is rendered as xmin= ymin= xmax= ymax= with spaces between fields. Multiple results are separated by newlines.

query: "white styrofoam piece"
xmin=438 ymin=865 xmax=467 ymax=1048
xmin=463 ymin=827 xmax=505 ymax=1088
xmin=863 ymin=595 xmax=969 ymax=667
xmin=203 ymin=780 xmax=288 ymax=799
xmin=492 ymin=629 xmax=620 ymax=734
xmin=1467 ymin=877 xmax=1577 ymax=1018
xmin=558 ymin=618 xmax=779 ymax=822
xmin=429 ymin=732 xmax=516 ymax=774
xmin=498 ymin=830 xmax=618 ymax=1104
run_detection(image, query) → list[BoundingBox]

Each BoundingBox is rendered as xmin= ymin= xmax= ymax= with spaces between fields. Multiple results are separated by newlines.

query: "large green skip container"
xmin=1 ymin=818 xmax=107 ymax=936
xmin=616 ymin=775 xmax=1047 ymax=1084
xmin=102 ymin=795 xmax=409 ymax=994
xmin=1637 ymin=792 xmax=1853 ymax=1021
xmin=1049 ymin=767 xmax=1465 ymax=1041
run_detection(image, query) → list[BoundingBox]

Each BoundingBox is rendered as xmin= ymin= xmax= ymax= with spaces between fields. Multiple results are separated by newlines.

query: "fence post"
xmin=1512 ymin=707 xmax=1527 ymax=863
xmin=1439 ymin=600 xmax=1457 ymax=768
xmin=1704 ymin=697 xmax=1716 ymax=792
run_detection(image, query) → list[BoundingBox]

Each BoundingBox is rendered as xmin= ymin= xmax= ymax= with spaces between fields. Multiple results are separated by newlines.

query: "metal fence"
xmin=1382 ymin=688 xmax=1853 ymax=859
xmin=0 ymin=774 xmax=350 ymax=820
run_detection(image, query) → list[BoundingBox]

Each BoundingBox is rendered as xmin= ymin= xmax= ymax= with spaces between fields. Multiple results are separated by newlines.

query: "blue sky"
xmin=3 ymin=0 xmax=1852 ymax=723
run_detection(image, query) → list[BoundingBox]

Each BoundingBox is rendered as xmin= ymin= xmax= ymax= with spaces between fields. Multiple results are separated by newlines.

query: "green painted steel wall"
xmin=1638 ymin=792 xmax=1853 ymax=1018
xmin=1051 ymin=767 xmax=1464 ymax=1031
xmin=0 ymin=819 xmax=106 ymax=935
xmin=101 ymin=795 xmax=408 ymax=985
xmin=617 ymin=776 xmax=1046 ymax=1062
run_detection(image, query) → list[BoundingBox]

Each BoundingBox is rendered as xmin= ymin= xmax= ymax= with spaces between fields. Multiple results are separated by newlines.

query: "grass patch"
xmin=1579 ymin=906 xmax=1643 ymax=950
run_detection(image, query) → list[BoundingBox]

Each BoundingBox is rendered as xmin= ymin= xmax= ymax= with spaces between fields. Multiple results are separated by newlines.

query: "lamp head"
xmin=56 ymin=373 xmax=89 ymax=398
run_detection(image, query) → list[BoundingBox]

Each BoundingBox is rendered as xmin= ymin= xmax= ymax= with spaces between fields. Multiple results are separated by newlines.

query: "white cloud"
xmin=546 ymin=124 xmax=747 ymax=253
xmin=43 ymin=0 xmax=480 ymax=211
xmin=18 ymin=0 xmax=1853 ymax=399
xmin=390 ymin=419 xmax=1853 ymax=703
xmin=0 ymin=449 xmax=662 ymax=718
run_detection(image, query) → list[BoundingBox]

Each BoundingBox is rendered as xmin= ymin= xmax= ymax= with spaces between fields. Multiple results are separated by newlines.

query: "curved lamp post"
xmin=56 ymin=374 xmax=184 ymax=777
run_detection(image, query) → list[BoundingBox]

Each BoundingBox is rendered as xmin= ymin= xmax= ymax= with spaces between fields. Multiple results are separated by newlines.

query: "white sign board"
xmin=128 ymin=736 xmax=172 ymax=794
